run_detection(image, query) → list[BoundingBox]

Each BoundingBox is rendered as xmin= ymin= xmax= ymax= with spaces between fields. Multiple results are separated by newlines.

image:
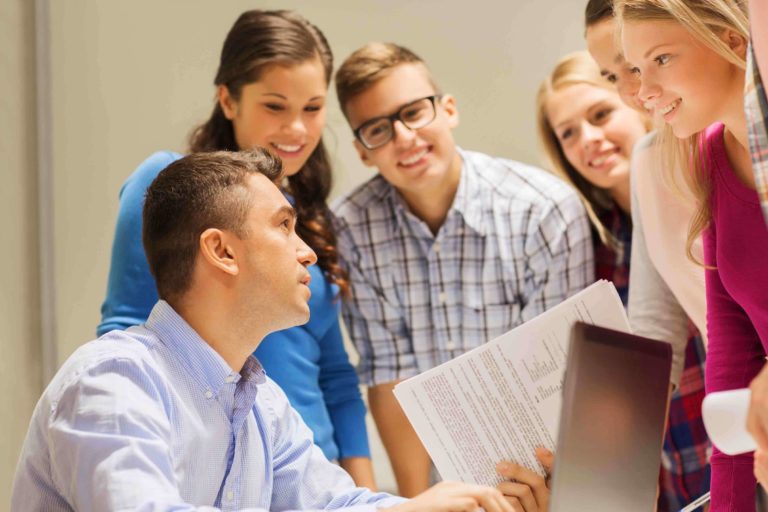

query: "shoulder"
xmin=121 ymin=151 xmax=184 ymax=198
xmin=331 ymin=175 xmax=393 ymax=223
xmin=463 ymin=149 xmax=584 ymax=218
xmin=46 ymin=330 xmax=165 ymax=407
xmin=331 ymin=175 xmax=397 ymax=245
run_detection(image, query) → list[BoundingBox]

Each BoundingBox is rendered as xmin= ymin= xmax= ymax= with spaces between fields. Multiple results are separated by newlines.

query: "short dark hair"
xmin=142 ymin=148 xmax=282 ymax=302
xmin=585 ymin=0 xmax=614 ymax=27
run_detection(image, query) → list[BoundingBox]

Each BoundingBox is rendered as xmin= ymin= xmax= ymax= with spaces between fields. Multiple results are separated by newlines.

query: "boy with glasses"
xmin=332 ymin=43 xmax=594 ymax=496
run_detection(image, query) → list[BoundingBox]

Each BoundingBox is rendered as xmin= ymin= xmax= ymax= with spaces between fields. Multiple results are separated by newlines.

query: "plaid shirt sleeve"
xmin=334 ymin=214 xmax=416 ymax=386
xmin=521 ymin=188 xmax=595 ymax=322
xmin=746 ymin=44 xmax=768 ymax=225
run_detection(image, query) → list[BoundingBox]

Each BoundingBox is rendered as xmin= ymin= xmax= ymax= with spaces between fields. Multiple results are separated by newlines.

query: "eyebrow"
xmin=643 ymin=43 xmax=672 ymax=59
xmin=273 ymin=205 xmax=297 ymax=222
xmin=260 ymin=92 xmax=325 ymax=101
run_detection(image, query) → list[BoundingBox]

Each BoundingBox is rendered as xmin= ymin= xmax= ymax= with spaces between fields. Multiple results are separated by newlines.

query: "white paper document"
xmin=393 ymin=280 xmax=631 ymax=486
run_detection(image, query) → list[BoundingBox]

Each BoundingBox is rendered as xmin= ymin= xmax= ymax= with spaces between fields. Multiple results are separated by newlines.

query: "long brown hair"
xmin=189 ymin=10 xmax=349 ymax=295
xmin=585 ymin=0 xmax=615 ymax=27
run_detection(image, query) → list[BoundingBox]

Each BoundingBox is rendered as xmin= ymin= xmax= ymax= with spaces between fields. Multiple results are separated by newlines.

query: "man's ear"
xmin=199 ymin=228 xmax=239 ymax=276
xmin=440 ymin=94 xmax=460 ymax=129
xmin=217 ymin=85 xmax=238 ymax=120
xmin=353 ymin=139 xmax=376 ymax=167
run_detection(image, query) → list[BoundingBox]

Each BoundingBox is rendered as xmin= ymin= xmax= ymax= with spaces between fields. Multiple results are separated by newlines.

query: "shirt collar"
xmin=389 ymin=147 xmax=486 ymax=236
xmin=145 ymin=301 xmax=266 ymax=397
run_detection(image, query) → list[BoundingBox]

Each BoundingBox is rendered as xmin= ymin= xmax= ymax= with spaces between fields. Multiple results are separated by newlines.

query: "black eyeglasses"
xmin=353 ymin=95 xmax=443 ymax=150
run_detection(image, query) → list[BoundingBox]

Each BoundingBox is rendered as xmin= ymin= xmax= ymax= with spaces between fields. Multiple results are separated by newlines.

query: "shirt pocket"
xmin=459 ymin=301 xmax=520 ymax=349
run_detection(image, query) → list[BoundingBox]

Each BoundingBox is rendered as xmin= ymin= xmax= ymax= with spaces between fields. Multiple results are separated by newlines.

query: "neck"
xmin=609 ymin=178 xmax=632 ymax=214
xmin=172 ymin=292 xmax=268 ymax=373
xmin=398 ymin=152 xmax=463 ymax=234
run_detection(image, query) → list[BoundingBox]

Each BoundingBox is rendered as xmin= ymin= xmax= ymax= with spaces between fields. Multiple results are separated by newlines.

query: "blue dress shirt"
xmin=98 ymin=151 xmax=369 ymax=461
xmin=12 ymin=301 xmax=403 ymax=511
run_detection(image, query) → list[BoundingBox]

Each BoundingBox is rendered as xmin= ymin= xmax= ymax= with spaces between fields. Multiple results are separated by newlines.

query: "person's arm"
xmin=268 ymin=380 xmax=516 ymax=512
xmin=521 ymin=188 xmax=594 ymax=322
xmin=340 ymin=457 xmax=376 ymax=490
xmin=748 ymin=363 xmax=768 ymax=489
xmin=627 ymin=145 xmax=690 ymax=389
xmin=368 ymin=382 xmax=432 ymax=497
xmin=703 ymin=223 xmax=765 ymax=511
xmin=316 ymin=316 xmax=376 ymax=488
xmin=40 ymin=357 xmax=242 ymax=511
xmin=750 ymin=0 xmax=768 ymax=81
xmin=97 ymin=151 xmax=180 ymax=336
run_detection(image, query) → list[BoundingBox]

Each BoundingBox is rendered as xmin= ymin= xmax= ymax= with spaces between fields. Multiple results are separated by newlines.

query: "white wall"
xmin=4 ymin=0 xmax=588 ymax=500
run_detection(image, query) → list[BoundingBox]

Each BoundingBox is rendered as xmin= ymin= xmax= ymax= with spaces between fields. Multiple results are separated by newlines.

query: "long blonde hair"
xmin=537 ymin=51 xmax=643 ymax=248
xmin=614 ymin=0 xmax=748 ymax=263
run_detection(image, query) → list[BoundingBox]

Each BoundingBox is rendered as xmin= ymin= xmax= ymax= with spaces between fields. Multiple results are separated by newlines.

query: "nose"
xmin=297 ymin=236 xmax=317 ymax=267
xmin=391 ymin=119 xmax=416 ymax=148
xmin=637 ymin=74 xmax=661 ymax=104
xmin=580 ymin=122 xmax=603 ymax=148
xmin=284 ymin=113 xmax=308 ymax=136
xmin=617 ymin=71 xmax=642 ymax=103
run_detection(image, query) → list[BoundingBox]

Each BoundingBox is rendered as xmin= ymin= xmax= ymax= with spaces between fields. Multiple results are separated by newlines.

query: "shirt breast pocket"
xmin=460 ymin=301 xmax=520 ymax=348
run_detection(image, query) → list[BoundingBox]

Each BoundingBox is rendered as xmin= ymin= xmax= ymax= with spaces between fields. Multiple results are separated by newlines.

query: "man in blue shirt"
xmin=11 ymin=149 xmax=524 ymax=511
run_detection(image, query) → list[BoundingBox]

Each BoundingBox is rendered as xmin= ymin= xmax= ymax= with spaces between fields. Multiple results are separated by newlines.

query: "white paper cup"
xmin=702 ymin=388 xmax=757 ymax=456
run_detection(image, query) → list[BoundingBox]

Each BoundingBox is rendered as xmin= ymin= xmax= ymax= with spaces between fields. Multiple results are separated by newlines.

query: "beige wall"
xmin=4 ymin=0 xmax=587 ymax=499
xmin=1 ymin=0 xmax=43 ymax=506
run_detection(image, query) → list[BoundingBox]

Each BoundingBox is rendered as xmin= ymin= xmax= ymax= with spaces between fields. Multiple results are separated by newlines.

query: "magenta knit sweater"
xmin=704 ymin=122 xmax=768 ymax=511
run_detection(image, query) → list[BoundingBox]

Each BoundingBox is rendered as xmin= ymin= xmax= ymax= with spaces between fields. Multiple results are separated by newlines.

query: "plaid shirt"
xmin=333 ymin=148 xmax=594 ymax=386
xmin=659 ymin=329 xmax=710 ymax=512
xmin=594 ymin=206 xmax=631 ymax=305
xmin=746 ymin=44 xmax=768 ymax=225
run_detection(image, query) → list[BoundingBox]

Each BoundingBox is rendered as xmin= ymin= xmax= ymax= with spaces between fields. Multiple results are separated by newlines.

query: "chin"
xmin=670 ymin=125 xmax=697 ymax=139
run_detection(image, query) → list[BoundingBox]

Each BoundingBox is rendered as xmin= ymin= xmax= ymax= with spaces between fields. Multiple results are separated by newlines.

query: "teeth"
xmin=660 ymin=99 xmax=680 ymax=116
xmin=400 ymin=148 xmax=428 ymax=166
xmin=273 ymin=143 xmax=302 ymax=153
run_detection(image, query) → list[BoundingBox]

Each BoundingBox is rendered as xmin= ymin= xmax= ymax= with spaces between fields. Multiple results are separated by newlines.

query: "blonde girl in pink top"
xmin=617 ymin=0 xmax=761 ymax=509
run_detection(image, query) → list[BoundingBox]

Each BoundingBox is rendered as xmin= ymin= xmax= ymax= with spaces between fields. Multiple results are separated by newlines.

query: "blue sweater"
xmin=98 ymin=151 xmax=370 ymax=461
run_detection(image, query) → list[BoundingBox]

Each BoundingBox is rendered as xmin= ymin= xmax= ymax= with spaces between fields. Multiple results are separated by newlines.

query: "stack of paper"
xmin=393 ymin=280 xmax=630 ymax=485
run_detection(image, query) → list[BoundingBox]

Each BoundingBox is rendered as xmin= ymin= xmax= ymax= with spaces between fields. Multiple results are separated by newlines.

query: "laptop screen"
xmin=549 ymin=322 xmax=672 ymax=512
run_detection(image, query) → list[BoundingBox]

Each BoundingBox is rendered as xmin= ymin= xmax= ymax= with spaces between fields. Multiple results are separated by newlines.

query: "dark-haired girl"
xmin=98 ymin=9 xmax=376 ymax=488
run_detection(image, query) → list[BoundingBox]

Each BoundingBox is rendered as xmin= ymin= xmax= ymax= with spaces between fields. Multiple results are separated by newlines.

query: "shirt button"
xmin=446 ymin=340 xmax=456 ymax=351
xmin=438 ymin=292 xmax=447 ymax=304
xmin=204 ymin=390 xmax=213 ymax=399
xmin=226 ymin=490 xmax=234 ymax=501
xmin=225 ymin=375 xmax=235 ymax=383
xmin=433 ymin=242 xmax=441 ymax=253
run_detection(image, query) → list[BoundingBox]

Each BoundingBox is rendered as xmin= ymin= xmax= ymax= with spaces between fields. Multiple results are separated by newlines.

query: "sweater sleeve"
xmin=317 ymin=318 xmax=371 ymax=459
xmin=627 ymin=159 xmax=689 ymax=389
xmin=704 ymin=221 xmax=764 ymax=511
xmin=97 ymin=151 xmax=181 ymax=336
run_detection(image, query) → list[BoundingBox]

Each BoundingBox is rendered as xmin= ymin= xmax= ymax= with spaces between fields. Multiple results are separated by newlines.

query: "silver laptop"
xmin=549 ymin=322 xmax=672 ymax=512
